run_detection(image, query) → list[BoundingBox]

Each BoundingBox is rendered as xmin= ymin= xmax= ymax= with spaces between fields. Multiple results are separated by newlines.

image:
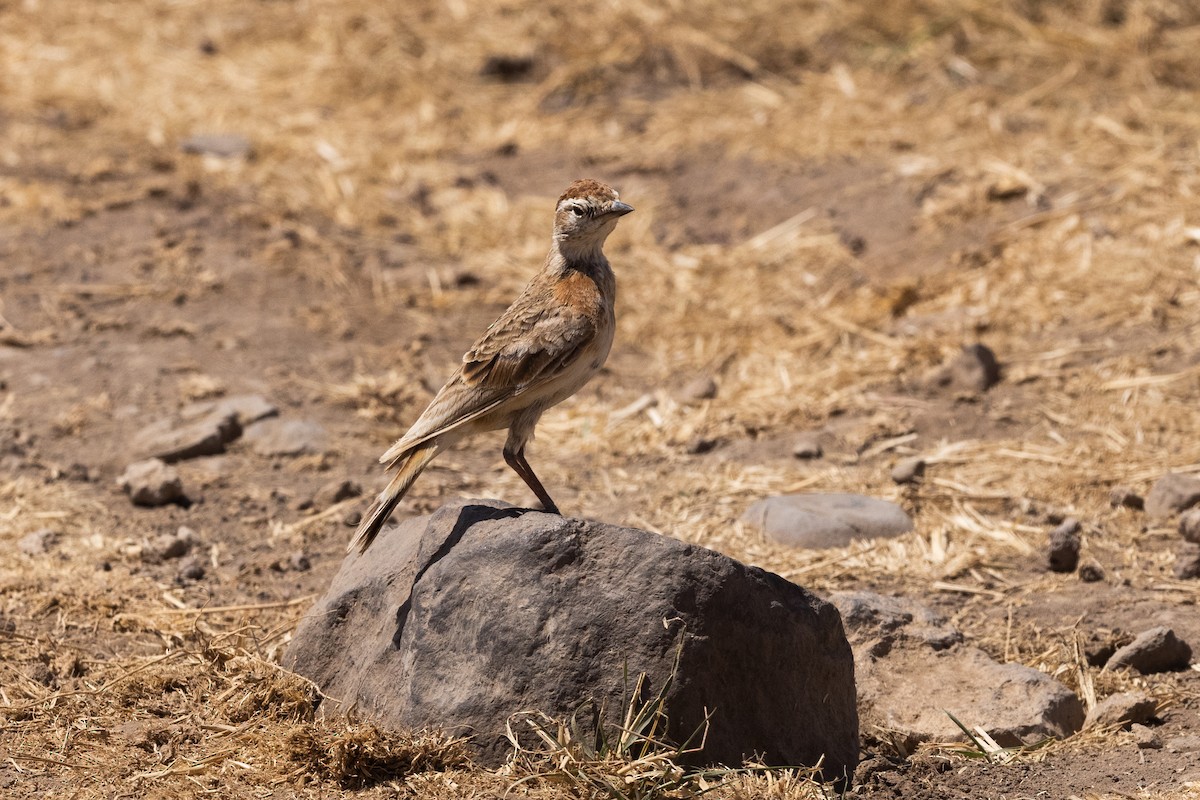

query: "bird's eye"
xmin=571 ymin=206 xmax=586 ymax=217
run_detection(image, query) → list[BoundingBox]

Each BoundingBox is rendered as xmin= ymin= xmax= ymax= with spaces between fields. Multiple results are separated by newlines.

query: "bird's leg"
xmin=503 ymin=445 xmax=561 ymax=514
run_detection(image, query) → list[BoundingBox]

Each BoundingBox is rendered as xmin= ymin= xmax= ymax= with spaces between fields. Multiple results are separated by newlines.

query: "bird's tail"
xmin=348 ymin=442 xmax=440 ymax=554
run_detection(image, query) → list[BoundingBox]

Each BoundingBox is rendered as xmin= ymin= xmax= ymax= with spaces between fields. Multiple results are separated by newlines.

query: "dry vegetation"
xmin=2 ymin=0 xmax=1200 ymax=797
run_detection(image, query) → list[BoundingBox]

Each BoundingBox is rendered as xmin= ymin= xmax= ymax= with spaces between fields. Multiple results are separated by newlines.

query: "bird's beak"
xmin=609 ymin=201 xmax=634 ymax=217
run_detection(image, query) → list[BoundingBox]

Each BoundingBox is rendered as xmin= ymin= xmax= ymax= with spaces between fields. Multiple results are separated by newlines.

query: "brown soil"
xmin=3 ymin=1 xmax=1200 ymax=798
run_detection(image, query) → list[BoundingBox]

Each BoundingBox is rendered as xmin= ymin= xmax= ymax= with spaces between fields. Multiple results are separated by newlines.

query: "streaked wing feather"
xmin=380 ymin=304 xmax=596 ymax=466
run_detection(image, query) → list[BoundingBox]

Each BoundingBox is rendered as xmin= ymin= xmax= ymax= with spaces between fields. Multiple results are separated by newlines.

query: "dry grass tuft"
xmin=284 ymin=724 xmax=472 ymax=789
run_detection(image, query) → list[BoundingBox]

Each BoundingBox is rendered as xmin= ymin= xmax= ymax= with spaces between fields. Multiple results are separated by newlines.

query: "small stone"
xmin=18 ymin=529 xmax=60 ymax=556
xmin=986 ymin=177 xmax=1028 ymax=201
xmin=180 ymin=133 xmax=253 ymax=159
xmin=676 ymin=376 xmax=718 ymax=403
xmin=928 ymin=344 xmax=1002 ymax=393
xmin=144 ymin=527 xmax=198 ymax=562
xmin=133 ymin=410 xmax=242 ymax=463
xmin=743 ymin=494 xmax=914 ymax=549
xmin=314 ymin=479 xmax=362 ymax=508
xmin=244 ymin=419 xmax=326 ymax=456
xmin=343 ymin=510 xmax=362 ymax=527
xmin=684 ymin=436 xmax=718 ymax=455
xmin=1085 ymin=691 xmax=1157 ymax=730
xmin=479 ymin=54 xmax=536 ymax=82
xmin=1180 ymin=508 xmax=1200 ymax=543
xmin=1145 ymin=473 xmax=1200 ymax=518
xmin=791 ymin=432 xmax=823 ymax=460
xmin=1166 ymin=735 xmax=1200 ymax=754
xmin=891 ymin=457 xmax=926 ymax=485
xmin=1047 ymin=518 xmax=1081 ymax=573
xmin=289 ymin=552 xmax=311 ymax=572
xmin=118 ymin=459 xmax=185 ymax=507
xmin=1077 ymin=557 xmax=1105 ymax=583
xmin=1173 ymin=544 xmax=1200 ymax=580
xmin=1106 ymin=627 xmax=1193 ymax=674
xmin=1109 ymin=486 xmax=1144 ymax=510
xmin=1130 ymin=724 xmax=1161 ymax=749
xmin=178 ymin=557 xmax=206 ymax=581
xmin=185 ymin=394 xmax=278 ymax=427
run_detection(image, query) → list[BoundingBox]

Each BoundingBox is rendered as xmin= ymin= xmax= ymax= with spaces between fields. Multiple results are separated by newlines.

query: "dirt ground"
xmin=2 ymin=0 xmax=1200 ymax=798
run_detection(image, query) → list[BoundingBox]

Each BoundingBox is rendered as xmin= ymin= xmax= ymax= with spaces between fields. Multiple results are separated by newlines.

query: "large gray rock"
xmin=244 ymin=418 xmax=325 ymax=456
xmin=742 ymin=494 xmax=913 ymax=549
xmin=1146 ymin=473 xmax=1200 ymax=519
xmin=830 ymin=591 xmax=1084 ymax=748
xmin=286 ymin=500 xmax=858 ymax=780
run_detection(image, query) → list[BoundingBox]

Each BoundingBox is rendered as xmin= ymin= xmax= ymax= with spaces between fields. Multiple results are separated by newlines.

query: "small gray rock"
xmin=1109 ymin=486 xmax=1144 ymax=511
xmin=1106 ymin=627 xmax=1192 ymax=674
xmin=18 ymin=529 xmax=60 ymax=556
xmin=891 ymin=457 xmax=926 ymax=485
xmin=792 ymin=432 xmax=824 ymax=460
xmin=118 ymin=459 xmax=185 ymax=507
xmin=314 ymin=479 xmax=362 ymax=509
xmin=1145 ymin=473 xmax=1200 ymax=518
xmin=1078 ymin=557 xmax=1105 ymax=583
xmin=1174 ymin=544 xmax=1200 ymax=580
xmin=184 ymin=394 xmax=278 ymax=427
xmin=1167 ymin=735 xmax=1200 ymax=754
xmin=1085 ymin=691 xmax=1157 ymax=730
xmin=928 ymin=344 xmax=1002 ymax=393
xmin=1130 ymin=723 xmax=1161 ymax=749
xmin=180 ymin=133 xmax=253 ymax=159
xmin=1047 ymin=518 xmax=1081 ymax=573
xmin=684 ymin=436 xmax=718 ymax=455
xmin=1180 ymin=508 xmax=1200 ymax=543
xmin=244 ymin=419 xmax=326 ymax=456
xmin=289 ymin=552 xmax=311 ymax=572
xmin=134 ymin=410 xmax=242 ymax=463
xmin=178 ymin=557 xmax=206 ymax=581
xmin=742 ymin=494 xmax=914 ymax=549
xmin=676 ymin=375 xmax=718 ymax=403
xmin=143 ymin=526 xmax=199 ymax=562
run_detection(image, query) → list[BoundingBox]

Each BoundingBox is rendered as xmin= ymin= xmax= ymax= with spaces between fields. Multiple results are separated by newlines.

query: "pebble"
xmin=1180 ymin=508 xmax=1200 ymax=543
xmin=1047 ymin=517 xmax=1081 ymax=573
xmin=1109 ymin=485 xmax=1144 ymax=511
xmin=891 ymin=456 xmax=926 ymax=485
xmin=1106 ymin=626 xmax=1193 ymax=674
xmin=676 ymin=375 xmax=718 ymax=403
xmin=18 ymin=528 xmax=60 ymax=556
xmin=244 ymin=419 xmax=326 ymax=456
xmin=180 ymin=133 xmax=253 ymax=159
xmin=1077 ymin=557 xmax=1105 ymax=583
xmin=118 ymin=459 xmax=185 ymax=507
xmin=178 ymin=557 xmax=206 ymax=581
xmin=1173 ymin=544 xmax=1200 ymax=580
xmin=742 ymin=493 xmax=914 ymax=549
xmin=684 ymin=436 xmax=718 ymax=455
xmin=143 ymin=526 xmax=198 ymax=562
xmin=1145 ymin=473 xmax=1200 ymax=518
xmin=928 ymin=343 xmax=1002 ymax=393
xmin=1131 ymin=723 xmax=1162 ymax=749
xmin=791 ymin=431 xmax=823 ymax=460
xmin=313 ymin=479 xmax=363 ymax=508
xmin=133 ymin=409 xmax=241 ymax=463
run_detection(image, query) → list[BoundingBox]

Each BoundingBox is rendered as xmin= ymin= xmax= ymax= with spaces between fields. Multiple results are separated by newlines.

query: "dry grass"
xmin=3 ymin=0 xmax=1200 ymax=796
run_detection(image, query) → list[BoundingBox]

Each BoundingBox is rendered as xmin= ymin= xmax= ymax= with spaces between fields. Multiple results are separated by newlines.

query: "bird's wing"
xmin=379 ymin=301 xmax=596 ymax=466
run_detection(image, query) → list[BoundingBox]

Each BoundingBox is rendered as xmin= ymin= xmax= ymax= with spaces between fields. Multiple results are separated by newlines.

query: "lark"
xmin=349 ymin=179 xmax=633 ymax=554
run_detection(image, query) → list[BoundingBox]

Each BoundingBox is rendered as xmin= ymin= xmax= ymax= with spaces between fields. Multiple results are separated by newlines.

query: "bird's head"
xmin=552 ymin=179 xmax=633 ymax=253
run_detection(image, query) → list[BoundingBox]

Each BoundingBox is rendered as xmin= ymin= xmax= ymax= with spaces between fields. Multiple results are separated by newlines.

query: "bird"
xmin=348 ymin=178 xmax=633 ymax=554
